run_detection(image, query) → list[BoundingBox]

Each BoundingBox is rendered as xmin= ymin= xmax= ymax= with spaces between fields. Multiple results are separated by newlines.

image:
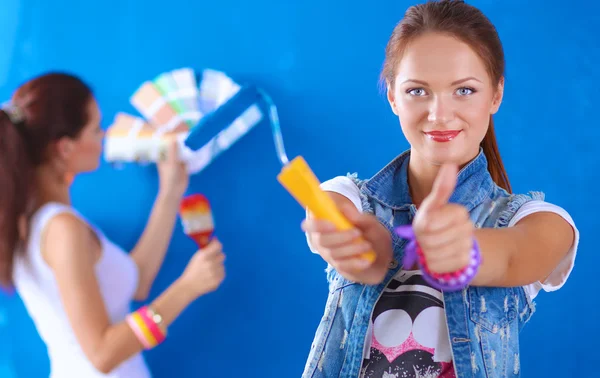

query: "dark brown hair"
xmin=0 ymin=72 xmax=93 ymax=288
xmin=381 ymin=0 xmax=512 ymax=193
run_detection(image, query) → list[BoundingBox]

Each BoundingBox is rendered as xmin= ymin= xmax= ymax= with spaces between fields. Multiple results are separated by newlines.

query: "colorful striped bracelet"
xmin=126 ymin=306 xmax=167 ymax=350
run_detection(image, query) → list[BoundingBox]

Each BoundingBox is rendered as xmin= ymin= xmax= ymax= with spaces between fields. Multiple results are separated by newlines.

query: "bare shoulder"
xmin=41 ymin=211 xmax=98 ymax=268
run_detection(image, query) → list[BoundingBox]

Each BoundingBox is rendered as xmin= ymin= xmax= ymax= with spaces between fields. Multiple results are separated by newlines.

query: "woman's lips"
xmin=423 ymin=130 xmax=462 ymax=142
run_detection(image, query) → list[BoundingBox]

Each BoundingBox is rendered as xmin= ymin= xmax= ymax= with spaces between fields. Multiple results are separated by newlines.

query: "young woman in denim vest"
xmin=302 ymin=1 xmax=579 ymax=377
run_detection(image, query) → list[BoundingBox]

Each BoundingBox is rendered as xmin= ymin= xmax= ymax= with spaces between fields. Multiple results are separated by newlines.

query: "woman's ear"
xmin=491 ymin=77 xmax=505 ymax=115
xmin=54 ymin=137 xmax=75 ymax=162
xmin=387 ymin=82 xmax=398 ymax=115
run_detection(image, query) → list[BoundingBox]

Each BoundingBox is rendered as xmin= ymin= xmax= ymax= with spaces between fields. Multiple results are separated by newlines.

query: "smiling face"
xmin=387 ymin=32 xmax=504 ymax=167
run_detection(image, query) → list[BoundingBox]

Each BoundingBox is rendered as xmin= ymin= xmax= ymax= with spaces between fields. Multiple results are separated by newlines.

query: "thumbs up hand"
xmin=412 ymin=164 xmax=475 ymax=274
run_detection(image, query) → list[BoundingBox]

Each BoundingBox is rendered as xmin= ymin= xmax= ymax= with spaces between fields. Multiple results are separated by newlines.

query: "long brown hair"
xmin=0 ymin=72 xmax=93 ymax=288
xmin=381 ymin=0 xmax=512 ymax=193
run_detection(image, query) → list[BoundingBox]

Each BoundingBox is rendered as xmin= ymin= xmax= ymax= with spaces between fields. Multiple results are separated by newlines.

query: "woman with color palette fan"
xmin=0 ymin=72 xmax=226 ymax=378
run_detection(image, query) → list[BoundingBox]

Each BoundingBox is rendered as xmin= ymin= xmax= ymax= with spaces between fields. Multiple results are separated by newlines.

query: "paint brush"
xmin=179 ymin=194 xmax=215 ymax=248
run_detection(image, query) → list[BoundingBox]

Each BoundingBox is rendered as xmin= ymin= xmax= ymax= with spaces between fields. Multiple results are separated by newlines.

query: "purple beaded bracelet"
xmin=394 ymin=225 xmax=482 ymax=292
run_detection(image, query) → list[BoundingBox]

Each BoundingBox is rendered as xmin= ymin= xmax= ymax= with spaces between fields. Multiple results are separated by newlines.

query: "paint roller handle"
xmin=277 ymin=156 xmax=376 ymax=263
xmin=310 ymin=190 xmax=377 ymax=264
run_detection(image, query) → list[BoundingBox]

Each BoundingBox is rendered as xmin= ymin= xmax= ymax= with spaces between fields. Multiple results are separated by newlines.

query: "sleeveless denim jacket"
xmin=302 ymin=149 xmax=544 ymax=378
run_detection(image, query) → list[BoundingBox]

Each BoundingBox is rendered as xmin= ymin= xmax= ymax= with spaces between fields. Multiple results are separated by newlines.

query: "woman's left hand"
xmin=157 ymin=138 xmax=189 ymax=201
xmin=412 ymin=164 xmax=475 ymax=274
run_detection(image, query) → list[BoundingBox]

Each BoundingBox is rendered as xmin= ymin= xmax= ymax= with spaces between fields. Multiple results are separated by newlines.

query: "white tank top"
xmin=12 ymin=202 xmax=152 ymax=378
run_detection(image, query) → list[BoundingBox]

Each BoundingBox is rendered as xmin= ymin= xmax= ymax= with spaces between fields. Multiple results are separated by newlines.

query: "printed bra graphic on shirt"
xmin=361 ymin=270 xmax=456 ymax=378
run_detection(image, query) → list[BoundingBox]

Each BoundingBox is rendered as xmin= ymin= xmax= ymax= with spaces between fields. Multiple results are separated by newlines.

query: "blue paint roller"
xmin=183 ymin=84 xmax=288 ymax=168
xmin=184 ymin=85 xmax=260 ymax=150
xmin=183 ymin=83 xmax=376 ymax=262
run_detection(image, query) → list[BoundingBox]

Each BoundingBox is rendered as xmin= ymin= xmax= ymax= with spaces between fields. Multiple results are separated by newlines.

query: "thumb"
xmin=164 ymin=137 xmax=180 ymax=163
xmin=419 ymin=163 xmax=458 ymax=212
xmin=200 ymin=238 xmax=222 ymax=257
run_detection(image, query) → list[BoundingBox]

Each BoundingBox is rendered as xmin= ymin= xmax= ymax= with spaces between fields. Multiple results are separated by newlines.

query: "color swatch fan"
xmin=104 ymin=68 xmax=263 ymax=174
xmin=131 ymin=67 xmax=201 ymax=131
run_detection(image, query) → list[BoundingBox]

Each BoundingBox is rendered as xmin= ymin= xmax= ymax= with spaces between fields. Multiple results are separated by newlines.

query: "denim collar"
xmin=362 ymin=148 xmax=494 ymax=211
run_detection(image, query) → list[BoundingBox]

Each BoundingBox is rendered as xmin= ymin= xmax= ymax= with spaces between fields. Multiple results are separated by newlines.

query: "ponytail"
xmin=0 ymin=109 xmax=34 ymax=289
xmin=481 ymin=115 xmax=512 ymax=193
xmin=0 ymin=73 xmax=95 ymax=289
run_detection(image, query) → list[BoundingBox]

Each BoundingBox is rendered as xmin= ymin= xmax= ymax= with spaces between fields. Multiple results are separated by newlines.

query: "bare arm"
xmin=472 ymin=211 xmax=575 ymax=287
xmin=129 ymin=138 xmax=190 ymax=301
xmin=408 ymin=164 xmax=575 ymax=289
xmin=42 ymin=213 xmax=199 ymax=374
xmin=129 ymin=192 xmax=180 ymax=300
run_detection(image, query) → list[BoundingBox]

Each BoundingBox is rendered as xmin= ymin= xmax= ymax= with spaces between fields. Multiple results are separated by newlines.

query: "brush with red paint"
xmin=179 ymin=194 xmax=215 ymax=248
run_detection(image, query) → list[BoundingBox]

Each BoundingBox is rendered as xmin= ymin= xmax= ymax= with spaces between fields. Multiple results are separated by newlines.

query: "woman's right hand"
xmin=179 ymin=239 xmax=226 ymax=298
xmin=157 ymin=138 xmax=189 ymax=202
xmin=302 ymin=194 xmax=393 ymax=285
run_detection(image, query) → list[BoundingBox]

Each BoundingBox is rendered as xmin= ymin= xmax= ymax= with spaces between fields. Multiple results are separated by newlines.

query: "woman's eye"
xmin=456 ymin=87 xmax=475 ymax=96
xmin=408 ymin=88 xmax=427 ymax=96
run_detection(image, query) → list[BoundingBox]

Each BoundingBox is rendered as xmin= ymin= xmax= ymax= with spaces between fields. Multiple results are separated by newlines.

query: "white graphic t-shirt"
xmin=360 ymin=269 xmax=455 ymax=378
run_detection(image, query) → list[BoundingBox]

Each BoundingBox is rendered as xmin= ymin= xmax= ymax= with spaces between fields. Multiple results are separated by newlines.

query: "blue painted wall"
xmin=0 ymin=0 xmax=597 ymax=376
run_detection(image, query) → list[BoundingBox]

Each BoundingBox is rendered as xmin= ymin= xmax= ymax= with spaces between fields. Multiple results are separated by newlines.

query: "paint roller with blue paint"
xmin=182 ymin=84 xmax=275 ymax=172
xmin=184 ymin=81 xmax=376 ymax=262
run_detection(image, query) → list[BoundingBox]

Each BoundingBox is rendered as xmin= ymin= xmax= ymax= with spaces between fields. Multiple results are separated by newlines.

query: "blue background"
xmin=0 ymin=0 xmax=597 ymax=377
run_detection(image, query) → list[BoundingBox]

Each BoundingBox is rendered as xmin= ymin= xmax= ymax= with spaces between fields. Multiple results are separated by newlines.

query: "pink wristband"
xmin=137 ymin=306 xmax=166 ymax=344
xmin=126 ymin=313 xmax=152 ymax=349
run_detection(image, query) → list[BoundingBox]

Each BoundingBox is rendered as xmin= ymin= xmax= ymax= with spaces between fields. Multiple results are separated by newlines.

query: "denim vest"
xmin=302 ymin=149 xmax=544 ymax=378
